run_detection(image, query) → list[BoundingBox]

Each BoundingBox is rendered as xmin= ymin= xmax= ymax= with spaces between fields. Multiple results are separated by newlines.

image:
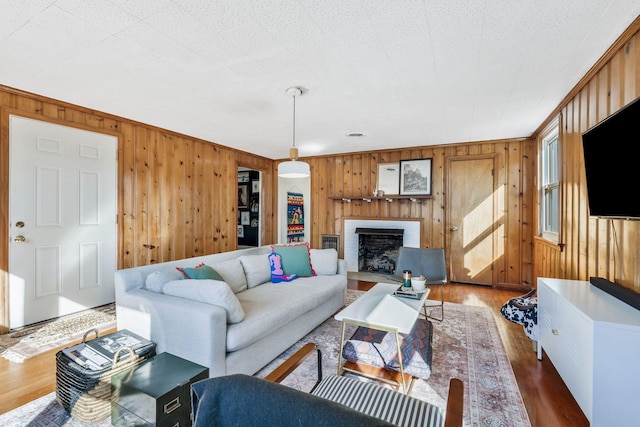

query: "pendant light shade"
xmin=278 ymin=87 xmax=310 ymax=178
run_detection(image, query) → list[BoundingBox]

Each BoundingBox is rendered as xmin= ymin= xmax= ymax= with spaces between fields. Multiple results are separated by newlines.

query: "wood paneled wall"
xmin=0 ymin=85 xmax=276 ymax=332
xmin=302 ymin=138 xmax=535 ymax=290
xmin=532 ymin=21 xmax=640 ymax=293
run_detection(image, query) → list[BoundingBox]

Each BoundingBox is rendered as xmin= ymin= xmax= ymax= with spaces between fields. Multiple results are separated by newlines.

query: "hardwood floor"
xmin=0 ymin=280 xmax=589 ymax=426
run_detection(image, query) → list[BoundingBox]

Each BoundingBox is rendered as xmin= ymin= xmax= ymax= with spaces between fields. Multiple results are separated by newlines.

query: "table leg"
xmin=337 ymin=321 xmax=347 ymax=375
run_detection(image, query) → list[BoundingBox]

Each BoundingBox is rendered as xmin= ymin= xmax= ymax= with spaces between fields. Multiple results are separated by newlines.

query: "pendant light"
xmin=278 ymin=87 xmax=310 ymax=178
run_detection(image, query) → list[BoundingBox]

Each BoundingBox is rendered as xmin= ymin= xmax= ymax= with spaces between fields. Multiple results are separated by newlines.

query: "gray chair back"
xmin=394 ymin=247 xmax=447 ymax=285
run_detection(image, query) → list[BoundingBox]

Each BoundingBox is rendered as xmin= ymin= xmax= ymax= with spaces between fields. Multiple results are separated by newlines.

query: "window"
xmin=540 ymin=121 xmax=559 ymax=241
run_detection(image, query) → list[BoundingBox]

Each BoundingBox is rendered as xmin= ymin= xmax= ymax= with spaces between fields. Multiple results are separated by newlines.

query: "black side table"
xmin=111 ymin=352 xmax=209 ymax=426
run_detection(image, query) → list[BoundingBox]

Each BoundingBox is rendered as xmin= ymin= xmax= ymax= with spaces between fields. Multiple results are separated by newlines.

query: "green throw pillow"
xmin=176 ymin=264 xmax=224 ymax=281
xmin=271 ymin=243 xmax=316 ymax=277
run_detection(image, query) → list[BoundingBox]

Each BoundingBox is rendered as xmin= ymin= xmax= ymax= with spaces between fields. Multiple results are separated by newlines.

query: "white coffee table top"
xmin=335 ymin=282 xmax=430 ymax=334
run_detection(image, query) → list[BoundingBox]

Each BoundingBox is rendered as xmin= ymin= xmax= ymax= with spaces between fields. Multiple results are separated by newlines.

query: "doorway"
xmin=9 ymin=115 xmax=117 ymax=329
xmin=447 ymin=156 xmax=497 ymax=286
xmin=237 ymin=167 xmax=260 ymax=248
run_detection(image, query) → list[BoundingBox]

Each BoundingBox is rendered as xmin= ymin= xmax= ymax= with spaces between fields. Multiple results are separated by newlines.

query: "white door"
xmin=9 ymin=115 xmax=117 ymax=329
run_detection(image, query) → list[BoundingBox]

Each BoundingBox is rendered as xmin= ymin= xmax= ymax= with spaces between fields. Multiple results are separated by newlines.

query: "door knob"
xmin=450 ymin=226 xmax=459 ymax=231
xmin=14 ymin=235 xmax=26 ymax=243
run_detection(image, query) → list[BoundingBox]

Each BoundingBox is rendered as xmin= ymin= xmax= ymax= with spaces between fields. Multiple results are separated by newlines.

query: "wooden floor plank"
xmin=0 ymin=281 xmax=589 ymax=426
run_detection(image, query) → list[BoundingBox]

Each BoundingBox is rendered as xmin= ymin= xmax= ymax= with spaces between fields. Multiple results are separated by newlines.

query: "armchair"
xmin=191 ymin=343 xmax=463 ymax=427
xmin=394 ymin=247 xmax=448 ymax=321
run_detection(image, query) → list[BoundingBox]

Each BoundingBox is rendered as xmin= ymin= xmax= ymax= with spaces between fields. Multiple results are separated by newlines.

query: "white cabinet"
xmin=538 ymin=278 xmax=640 ymax=426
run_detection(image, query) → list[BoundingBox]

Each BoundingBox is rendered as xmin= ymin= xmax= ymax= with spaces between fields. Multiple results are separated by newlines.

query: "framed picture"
xmin=241 ymin=211 xmax=250 ymax=225
xmin=400 ymin=158 xmax=432 ymax=195
xmin=252 ymin=180 xmax=260 ymax=193
xmin=238 ymin=171 xmax=250 ymax=183
xmin=238 ymin=185 xmax=249 ymax=208
xmin=250 ymin=218 xmax=258 ymax=227
xmin=377 ymin=162 xmax=400 ymax=195
xmin=250 ymin=198 xmax=259 ymax=213
xmin=237 ymin=225 xmax=244 ymax=238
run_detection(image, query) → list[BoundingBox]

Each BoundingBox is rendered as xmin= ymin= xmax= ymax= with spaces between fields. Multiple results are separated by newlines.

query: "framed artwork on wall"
xmin=237 ymin=225 xmax=244 ymax=238
xmin=400 ymin=158 xmax=432 ymax=195
xmin=238 ymin=185 xmax=249 ymax=208
xmin=252 ymin=180 xmax=260 ymax=193
xmin=377 ymin=162 xmax=400 ymax=195
xmin=241 ymin=211 xmax=250 ymax=225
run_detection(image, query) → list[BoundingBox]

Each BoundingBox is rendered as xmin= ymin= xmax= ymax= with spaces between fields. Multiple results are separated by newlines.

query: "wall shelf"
xmin=329 ymin=195 xmax=431 ymax=203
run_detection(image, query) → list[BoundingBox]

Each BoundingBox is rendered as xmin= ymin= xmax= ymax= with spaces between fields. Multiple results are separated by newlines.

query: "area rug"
xmin=0 ymin=292 xmax=530 ymax=426
xmin=0 ymin=304 xmax=116 ymax=363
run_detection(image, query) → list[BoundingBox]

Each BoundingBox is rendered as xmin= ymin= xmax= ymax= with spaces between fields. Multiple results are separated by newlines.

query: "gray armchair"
xmin=394 ymin=247 xmax=448 ymax=321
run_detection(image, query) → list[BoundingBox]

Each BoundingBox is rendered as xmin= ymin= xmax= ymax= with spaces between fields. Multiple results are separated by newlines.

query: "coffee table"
xmin=334 ymin=282 xmax=431 ymax=393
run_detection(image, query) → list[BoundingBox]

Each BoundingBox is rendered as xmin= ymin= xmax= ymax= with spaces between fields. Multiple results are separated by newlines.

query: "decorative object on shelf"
xmin=278 ymin=87 xmax=310 ymax=178
xmin=238 ymin=185 xmax=248 ymax=208
xmin=377 ymin=162 xmax=400 ymax=195
xmin=400 ymin=158 xmax=432 ymax=195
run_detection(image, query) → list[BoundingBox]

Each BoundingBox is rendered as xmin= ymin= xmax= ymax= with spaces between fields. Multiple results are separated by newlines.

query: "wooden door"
xmin=447 ymin=156 xmax=496 ymax=286
xmin=9 ymin=115 xmax=117 ymax=328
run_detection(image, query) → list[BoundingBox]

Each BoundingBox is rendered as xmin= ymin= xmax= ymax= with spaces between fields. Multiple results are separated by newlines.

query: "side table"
xmin=111 ymin=352 xmax=209 ymax=427
xmin=334 ymin=282 xmax=431 ymax=393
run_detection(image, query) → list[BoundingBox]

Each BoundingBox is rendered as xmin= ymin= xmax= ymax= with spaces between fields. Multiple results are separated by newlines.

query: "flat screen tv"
xmin=582 ymin=95 xmax=640 ymax=220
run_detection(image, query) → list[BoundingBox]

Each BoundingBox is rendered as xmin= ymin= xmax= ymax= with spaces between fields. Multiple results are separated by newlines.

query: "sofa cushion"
xmin=239 ymin=254 xmax=271 ymax=288
xmin=145 ymin=269 xmax=183 ymax=293
xmin=177 ymin=264 xmax=224 ymax=281
xmin=309 ymin=249 xmax=338 ymax=275
xmin=271 ymin=243 xmax=315 ymax=277
xmin=162 ymin=279 xmax=245 ymax=323
xmin=227 ymin=276 xmax=345 ymax=352
xmin=210 ymin=259 xmax=248 ymax=293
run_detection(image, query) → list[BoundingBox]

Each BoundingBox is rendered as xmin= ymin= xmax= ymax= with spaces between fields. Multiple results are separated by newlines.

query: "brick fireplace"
xmin=344 ymin=219 xmax=420 ymax=273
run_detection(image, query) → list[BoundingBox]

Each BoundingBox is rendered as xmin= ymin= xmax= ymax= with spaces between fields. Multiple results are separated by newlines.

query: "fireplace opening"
xmin=355 ymin=228 xmax=403 ymax=274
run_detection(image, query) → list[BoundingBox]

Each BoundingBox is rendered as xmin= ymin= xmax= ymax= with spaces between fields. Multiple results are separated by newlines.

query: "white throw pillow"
xmin=239 ymin=254 xmax=271 ymax=288
xmin=309 ymin=249 xmax=338 ymax=275
xmin=145 ymin=269 xmax=184 ymax=293
xmin=210 ymin=258 xmax=248 ymax=293
xmin=162 ymin=279 xmax=245 ymax=323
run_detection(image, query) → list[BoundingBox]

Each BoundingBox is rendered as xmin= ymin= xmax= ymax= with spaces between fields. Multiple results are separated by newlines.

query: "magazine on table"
xmin=84 ymin=329 xmax=154 ymax=362
xmin=63 ymin=343 xmax=112 ymax=370
xmin=393 ymin=285 xmax=421 ymax=300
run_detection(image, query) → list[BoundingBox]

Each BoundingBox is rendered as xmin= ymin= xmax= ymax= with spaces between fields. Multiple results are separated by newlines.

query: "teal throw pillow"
xmin=271 ymin=243 xmax=316 ymax=277
xmin=176 ymin=264 xmax=224 ymax=281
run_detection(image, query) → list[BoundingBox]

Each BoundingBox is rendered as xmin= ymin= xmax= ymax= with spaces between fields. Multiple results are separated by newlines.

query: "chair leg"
xmin=424 ymin=283 xmax=444 ymax=322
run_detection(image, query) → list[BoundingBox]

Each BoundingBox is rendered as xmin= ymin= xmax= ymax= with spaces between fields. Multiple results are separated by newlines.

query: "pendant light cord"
xmin=292 ymin=92 xmax=296 ymax=149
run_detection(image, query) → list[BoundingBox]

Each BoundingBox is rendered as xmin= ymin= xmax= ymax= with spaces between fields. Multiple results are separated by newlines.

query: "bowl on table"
xmin=411 ymin=277 xmax=426 ymax=291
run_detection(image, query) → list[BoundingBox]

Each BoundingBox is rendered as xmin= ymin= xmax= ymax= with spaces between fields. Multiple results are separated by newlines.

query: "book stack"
xmin=393 ymin=285 xmax=421 ymax=300
xmin=62 ymin=329 xmax=154 ymax=370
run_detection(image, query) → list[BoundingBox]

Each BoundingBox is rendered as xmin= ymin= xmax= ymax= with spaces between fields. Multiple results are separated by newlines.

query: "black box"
xmin=111 ymin=352 xmax=209 ymax=427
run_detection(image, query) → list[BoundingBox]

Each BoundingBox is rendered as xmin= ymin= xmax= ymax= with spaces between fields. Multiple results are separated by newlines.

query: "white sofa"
xmin=114 ymin=245 xmax=347 ymax=377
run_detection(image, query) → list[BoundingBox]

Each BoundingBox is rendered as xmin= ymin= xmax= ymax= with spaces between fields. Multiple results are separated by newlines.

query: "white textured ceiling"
xmin=1 ymin=1 xmax=639 ymax=159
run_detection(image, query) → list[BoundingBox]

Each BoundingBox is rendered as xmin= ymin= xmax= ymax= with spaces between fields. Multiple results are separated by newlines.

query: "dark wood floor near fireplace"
xmin=0 ymin=280 xmax=588 ymax=426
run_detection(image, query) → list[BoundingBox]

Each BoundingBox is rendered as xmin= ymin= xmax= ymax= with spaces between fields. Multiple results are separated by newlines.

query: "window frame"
xmin=539 ymin=119 xmax=560 ymax=243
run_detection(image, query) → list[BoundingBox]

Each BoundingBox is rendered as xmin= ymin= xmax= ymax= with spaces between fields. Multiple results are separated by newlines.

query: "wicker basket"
xmin=55 ymin=329 xmax=154 ymax=423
